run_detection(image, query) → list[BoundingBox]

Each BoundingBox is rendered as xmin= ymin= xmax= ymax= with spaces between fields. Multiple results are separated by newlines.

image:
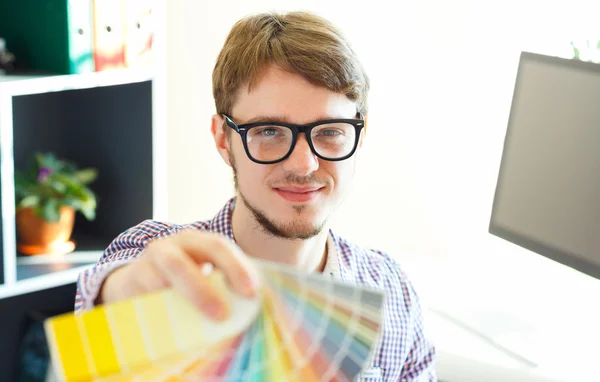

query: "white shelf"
xmin=0 ymin=67 xmax=153 ymax=96
xmin=16 ymin=251 xmax=103 ymax=266
xmin=0 ymin=74 xmax=52 ymax=83
xmin=0 ymin=264 xmax=93 ymax=300
xmin=0 ymin=251 xmax=101 ymax=299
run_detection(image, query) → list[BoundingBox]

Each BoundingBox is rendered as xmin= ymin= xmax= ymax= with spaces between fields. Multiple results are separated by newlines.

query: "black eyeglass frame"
xmin=223 ymin=114 xmax=365 ymax=164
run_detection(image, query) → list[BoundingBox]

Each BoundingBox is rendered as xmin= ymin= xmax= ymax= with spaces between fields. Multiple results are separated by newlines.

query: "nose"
xmin=281 ymin=134 xmax=319 ymax=175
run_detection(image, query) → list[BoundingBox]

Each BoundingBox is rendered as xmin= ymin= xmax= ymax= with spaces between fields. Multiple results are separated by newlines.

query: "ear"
xmin=358 ymin=114 xmax=368 ymax=148
xmin=211 ymin=114 xmax=232 ymax=167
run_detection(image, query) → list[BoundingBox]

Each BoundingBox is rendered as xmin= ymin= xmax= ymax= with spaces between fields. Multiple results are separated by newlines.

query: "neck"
xmin=231 ymin=200 xmax=329 ymax=273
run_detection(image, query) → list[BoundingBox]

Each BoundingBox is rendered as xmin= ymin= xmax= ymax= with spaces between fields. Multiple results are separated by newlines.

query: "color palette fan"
xmin=44 ymin=260 xmax=385 ymax=381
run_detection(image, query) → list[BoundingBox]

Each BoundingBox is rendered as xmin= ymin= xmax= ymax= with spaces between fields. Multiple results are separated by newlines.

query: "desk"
xmin=426 ymin=306 xmax=569 ymax=382
xmin=400 ymin=244 xmax=599 ymax=382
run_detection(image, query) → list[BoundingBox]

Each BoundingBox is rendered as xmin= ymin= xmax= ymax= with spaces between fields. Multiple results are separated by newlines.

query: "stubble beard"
xmin=230 ymin=154 xmax=326 ymax=240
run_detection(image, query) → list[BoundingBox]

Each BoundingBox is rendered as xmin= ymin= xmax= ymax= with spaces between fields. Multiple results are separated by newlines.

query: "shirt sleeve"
xmin=74 ymin=220 xmax=175 ymax=313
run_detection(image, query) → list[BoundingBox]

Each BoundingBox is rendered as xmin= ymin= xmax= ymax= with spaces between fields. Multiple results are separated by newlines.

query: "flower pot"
xmin=16 ymin=206 xmax=76 ymax=255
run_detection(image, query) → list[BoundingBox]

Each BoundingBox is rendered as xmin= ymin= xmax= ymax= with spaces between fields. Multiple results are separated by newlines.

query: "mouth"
xmin=273 ymin=185 xmax=325 ymax=203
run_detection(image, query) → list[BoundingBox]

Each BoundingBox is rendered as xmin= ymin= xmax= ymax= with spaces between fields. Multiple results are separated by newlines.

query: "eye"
xmin=255 ymin=127 xmax=280 ymax=137
xmin=317 ymin=129 xmax=342 ymax=137
xmin=312 ymin=123 xmax=353 ymax=139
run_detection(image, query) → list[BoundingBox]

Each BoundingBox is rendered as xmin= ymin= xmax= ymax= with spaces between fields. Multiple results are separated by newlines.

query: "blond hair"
xmin=212 ymin=11 xmax=369 ymax=117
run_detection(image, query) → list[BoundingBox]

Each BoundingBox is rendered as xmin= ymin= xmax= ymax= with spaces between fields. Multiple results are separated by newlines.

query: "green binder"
xmin=0 ymin=0 xmax=95 ymax=74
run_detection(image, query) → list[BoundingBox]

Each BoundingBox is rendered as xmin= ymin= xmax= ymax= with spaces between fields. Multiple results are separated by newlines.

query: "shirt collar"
xmin=209 ymin=198 xmax=236 ymax=241
xmin=323 ymin=234 xmax=341 ymax=279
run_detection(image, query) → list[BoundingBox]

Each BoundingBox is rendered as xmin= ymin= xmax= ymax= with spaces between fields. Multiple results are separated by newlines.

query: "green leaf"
xmin=80 ymin=188 xmax=97 ymax=220
xmin=40 ymin=199 xmax=61 ymax=223
xmin=75 ymin=169 xmax=97 ymax=184
xmin=62 ymin=161 xmax=78 ymax=173
xmin=52 ymin=172 xmax=80 ymax=186
xmin=61 ymin=190 xmax=97 ymax=221
xmin=15 ymin=172 xmax=36 ymax=199
xmin=61 ymin=195 xmax=79 ymax=208
xmin=35 ymin=152 xmax=45 ymax=168
xmin=49 ymin=179 xmax=67 ymax=194
xmin=80 ymin=206 xmax=96 ymax=221
xmin=33 ymin=205 xmax=44 ymax=218
xmin=19 ymin=195 xmax=40 ymax=208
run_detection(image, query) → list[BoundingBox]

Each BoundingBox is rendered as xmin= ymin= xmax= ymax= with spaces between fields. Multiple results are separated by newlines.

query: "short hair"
xmin=212 ymin=11 xmax=369 ymax=117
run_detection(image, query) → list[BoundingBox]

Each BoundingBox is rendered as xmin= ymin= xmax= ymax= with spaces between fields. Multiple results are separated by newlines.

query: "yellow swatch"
xmin=105 ymin=299 xmax=150 ymax=372
xmin=136 ymin=291 xmax=178 ymax=360
xmin=45 ymin=315 xmax=91 ymax=381
xmin=81 ymin=308 xmax=120 ymax=377
xmin=264 ymin=293 xmax=296 ymax=381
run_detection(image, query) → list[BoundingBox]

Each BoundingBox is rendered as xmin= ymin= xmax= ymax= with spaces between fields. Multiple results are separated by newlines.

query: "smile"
xmin=273 ymin=186 xmax=324 ymax=202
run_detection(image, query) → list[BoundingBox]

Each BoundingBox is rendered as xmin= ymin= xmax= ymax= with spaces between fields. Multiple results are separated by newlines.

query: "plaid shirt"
xmin=75 ymin=199 xmax=437 ymax=381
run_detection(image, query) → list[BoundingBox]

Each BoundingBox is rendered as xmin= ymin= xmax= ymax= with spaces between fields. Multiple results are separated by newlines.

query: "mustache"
xmin=268 ymin=173 xmax=328 ymax=187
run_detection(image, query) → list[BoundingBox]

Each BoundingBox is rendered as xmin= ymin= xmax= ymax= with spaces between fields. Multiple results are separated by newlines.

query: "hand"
xmin=98 ymin=231 xmax=260 ymax=321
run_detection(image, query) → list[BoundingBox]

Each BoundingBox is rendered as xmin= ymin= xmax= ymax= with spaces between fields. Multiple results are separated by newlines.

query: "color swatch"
xmin=44 ymin=260 xmax=385 ymax=381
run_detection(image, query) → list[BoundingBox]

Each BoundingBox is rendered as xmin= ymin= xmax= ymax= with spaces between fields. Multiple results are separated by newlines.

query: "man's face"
xmin=214 ymin=65 xmax=362 ymax=239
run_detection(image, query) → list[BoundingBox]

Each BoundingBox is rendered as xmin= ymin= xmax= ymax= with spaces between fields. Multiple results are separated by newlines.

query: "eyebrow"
xmin=240 ymin=114 xmax=357 ymax=125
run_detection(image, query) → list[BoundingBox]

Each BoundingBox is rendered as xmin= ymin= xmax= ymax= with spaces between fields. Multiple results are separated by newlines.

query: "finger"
xmin=133 ymin=259 xmax=169 ymax=293
xmin=174 ymin=231 xmax=261 ymax=297
xmin=149 ymin=244 xmax=230 ymax=321
xmin=100 ymin=265 xmax=133 ymax=304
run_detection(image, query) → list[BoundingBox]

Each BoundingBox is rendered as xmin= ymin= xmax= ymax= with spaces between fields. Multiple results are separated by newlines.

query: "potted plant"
xmin=14 ymin=152 xmax=98 ymax=255
xmin=571 ymin=40 xmax=600 ymax=63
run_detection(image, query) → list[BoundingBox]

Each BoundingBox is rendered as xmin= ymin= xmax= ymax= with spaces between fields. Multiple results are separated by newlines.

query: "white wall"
xmin=162 ymin=0 xmax=591 ymax=251
xmin=160 ymin=0 xmax=600 ymax=378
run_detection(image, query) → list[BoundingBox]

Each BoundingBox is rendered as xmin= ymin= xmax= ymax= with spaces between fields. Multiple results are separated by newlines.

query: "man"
xmin=75 ymin=11 xmax=437 ymax=381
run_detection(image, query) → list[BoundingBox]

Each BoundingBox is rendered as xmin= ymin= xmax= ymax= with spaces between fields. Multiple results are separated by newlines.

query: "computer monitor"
xmin=489 ymin=51 xmax=600 ymax=280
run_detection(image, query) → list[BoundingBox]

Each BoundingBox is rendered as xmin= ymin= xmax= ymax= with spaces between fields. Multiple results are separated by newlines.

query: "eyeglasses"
xmin=223 ymin=114 xmax=365 ymax=164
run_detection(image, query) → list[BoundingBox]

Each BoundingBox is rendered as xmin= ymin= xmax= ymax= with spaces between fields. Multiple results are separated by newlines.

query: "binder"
xmin=0 ymin=0 xmax=95 ymax=74
xmin=92 ymin=0 xmax=126 ymax=71
xmin=124 ymin=0 xmax=153 ymax=68
xmin=67 ymin=0 xmax=95 ymax=73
